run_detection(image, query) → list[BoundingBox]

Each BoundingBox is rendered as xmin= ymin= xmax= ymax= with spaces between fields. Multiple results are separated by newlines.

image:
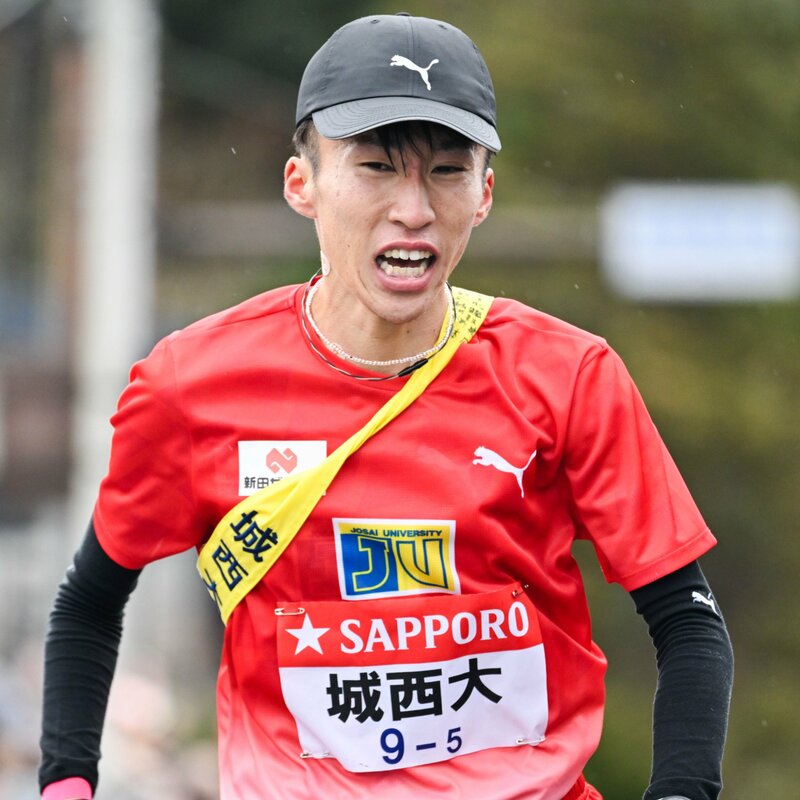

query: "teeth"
xmin=376 ymin=247 xmax=434 ymax=277
xmin=380 ymin=248 xmax=433 ymax=261
xmin=379 ymin=261 xmax=429 ymax=277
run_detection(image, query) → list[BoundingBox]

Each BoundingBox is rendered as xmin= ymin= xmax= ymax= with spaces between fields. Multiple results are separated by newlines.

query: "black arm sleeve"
xmin=631 ymin=561 xmax=733 ymax=800
xmin=39 ymin=521 xmax=142 ymax=793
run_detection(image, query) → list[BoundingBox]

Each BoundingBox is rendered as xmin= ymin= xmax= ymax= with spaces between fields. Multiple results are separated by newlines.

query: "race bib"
xmin=275 ymin=583 xmax=548 ymax=772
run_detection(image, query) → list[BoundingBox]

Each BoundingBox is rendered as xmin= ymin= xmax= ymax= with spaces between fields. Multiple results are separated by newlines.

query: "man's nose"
xmin=387 ymin=173 xmax=436 ymax=230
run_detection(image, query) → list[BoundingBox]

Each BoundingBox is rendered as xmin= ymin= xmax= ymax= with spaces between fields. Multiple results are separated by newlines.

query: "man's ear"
xmin=472 ymin=168 xmax=494 ymax=228
xmin=283 ymin=155 xmax=316 ymax=219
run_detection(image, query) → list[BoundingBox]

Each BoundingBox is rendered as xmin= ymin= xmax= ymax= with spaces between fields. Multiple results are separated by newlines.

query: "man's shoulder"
xmin=485 ymin=295 xmax=608 ymax=354
xmin=174 ymin=283 xmax=300 ymax=340
xmin=136 ymin=284 xmax=302 ymax=380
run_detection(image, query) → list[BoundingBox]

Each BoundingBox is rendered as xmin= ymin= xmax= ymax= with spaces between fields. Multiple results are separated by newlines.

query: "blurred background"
xmin=1 ymin=0 xmax=798 ymax=797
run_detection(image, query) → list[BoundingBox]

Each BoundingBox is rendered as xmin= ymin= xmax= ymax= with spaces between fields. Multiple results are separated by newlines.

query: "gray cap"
xmin=296 ymin=13 xmax=501 ymax=152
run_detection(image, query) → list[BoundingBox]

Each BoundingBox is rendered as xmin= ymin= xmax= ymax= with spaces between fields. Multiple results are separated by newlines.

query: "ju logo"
xmin=332 ymin=518 xmax=459 ymax=600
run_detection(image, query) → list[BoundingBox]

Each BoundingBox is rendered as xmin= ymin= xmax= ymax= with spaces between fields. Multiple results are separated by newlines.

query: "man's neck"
xmin=308 ymin=279 xmax=450 ymax=375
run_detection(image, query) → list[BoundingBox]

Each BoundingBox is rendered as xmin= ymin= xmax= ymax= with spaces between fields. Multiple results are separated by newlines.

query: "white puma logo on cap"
xmin=473 ymin=446 xmax=537 ymax=498
xmin=390 ymin=55 xmax=440 ymax=90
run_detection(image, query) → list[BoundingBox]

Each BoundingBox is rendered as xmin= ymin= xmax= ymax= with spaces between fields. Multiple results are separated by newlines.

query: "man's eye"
xmin=433 ymin=164 xmax=467 ymax=174
xmin=362 ymin=161 xmax=394 ymax=172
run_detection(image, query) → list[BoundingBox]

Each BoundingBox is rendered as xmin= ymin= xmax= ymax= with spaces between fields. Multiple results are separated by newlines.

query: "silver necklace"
xmin=303 ymin=276 xmax=456 ymax=368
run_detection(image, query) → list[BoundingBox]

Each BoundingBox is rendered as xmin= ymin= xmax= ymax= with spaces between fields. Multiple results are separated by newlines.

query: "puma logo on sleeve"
xmin=691 ymin=591 xmax=719 ymax=615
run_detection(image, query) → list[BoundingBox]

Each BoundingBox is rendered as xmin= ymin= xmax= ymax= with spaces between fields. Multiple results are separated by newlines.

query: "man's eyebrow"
xmin=351 ymin=132 xmax=383 ymax=147
xmin=437 ymin=142 xmax=475 ymax=156
xmin=350 ymin=131 xmax=474 ymax=156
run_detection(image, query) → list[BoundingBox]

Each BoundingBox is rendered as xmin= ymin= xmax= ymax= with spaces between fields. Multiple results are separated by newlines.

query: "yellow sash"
xmin=197 ymin=287 xmax=493 ymax=623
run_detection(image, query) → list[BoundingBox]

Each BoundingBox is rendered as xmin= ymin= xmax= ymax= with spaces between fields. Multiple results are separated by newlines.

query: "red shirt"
xmin=94 ymin=284 xmax=715 ymax=800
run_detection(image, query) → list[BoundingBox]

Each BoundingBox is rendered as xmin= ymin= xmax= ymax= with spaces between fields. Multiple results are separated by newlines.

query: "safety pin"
xmin=515 ymin=735 xmax=545 ymax=745
xmin=275 ymin=606 xmax=305 ymax=616
xmin=300 ymin=750 xmax=331 ymax=759
xmin=511 ymin=584 xmax=530 ymax=598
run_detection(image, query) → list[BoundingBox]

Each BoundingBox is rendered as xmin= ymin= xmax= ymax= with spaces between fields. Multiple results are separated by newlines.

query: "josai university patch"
xmin=275 ymin=583 xmax=548 ymax=771
xmin=333 ymin=518 xmax=459 ymax=600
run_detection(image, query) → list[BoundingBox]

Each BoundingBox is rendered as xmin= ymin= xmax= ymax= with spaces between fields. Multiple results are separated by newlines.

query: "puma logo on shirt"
xmin=472 ymin=446 xmax=537 ymax=498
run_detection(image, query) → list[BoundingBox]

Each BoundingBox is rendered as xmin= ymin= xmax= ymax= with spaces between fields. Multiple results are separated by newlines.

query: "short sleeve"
xmin=563 ymin=345 xmax=716 ymax=590
xmin=93 ymin=336 xmax=200 ymax=568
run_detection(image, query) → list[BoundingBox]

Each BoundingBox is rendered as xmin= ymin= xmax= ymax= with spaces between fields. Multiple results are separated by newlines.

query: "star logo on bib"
xmin=285 ymin=614 xmax=330 ymax=655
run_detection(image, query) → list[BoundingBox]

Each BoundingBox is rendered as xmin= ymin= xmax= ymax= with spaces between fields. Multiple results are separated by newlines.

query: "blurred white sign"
xmin=600 ymin=183 xmax=800 ymax=301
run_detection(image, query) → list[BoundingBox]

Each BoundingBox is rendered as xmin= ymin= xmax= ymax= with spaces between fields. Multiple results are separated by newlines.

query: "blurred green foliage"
xmin=157 ymin=2 xmax=800 ymax=797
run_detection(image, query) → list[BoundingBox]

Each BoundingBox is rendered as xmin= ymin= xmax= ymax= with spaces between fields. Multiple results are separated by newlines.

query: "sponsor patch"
xmin=237 ymin=440 xmax=327 ymax=496
xmin=333 ymin=518 xmax=458 ymax=600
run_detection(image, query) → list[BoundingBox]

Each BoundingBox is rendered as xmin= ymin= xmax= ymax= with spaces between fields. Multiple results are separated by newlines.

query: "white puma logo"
xmin=472 ymin=446 xmax=537 ymax=498
xmin=390 ymin=54 xmax=440 ymax=91
xmin=691 ymin=591 xmax=718 ymax=614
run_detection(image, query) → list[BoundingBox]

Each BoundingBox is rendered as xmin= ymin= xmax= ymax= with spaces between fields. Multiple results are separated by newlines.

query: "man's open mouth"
xmin=376 ymin=248 xmax=435 ymax=278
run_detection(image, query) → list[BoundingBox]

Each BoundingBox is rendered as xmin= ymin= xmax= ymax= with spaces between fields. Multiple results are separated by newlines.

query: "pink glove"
xmin=41 ymin=777 xmax=93 ymax=800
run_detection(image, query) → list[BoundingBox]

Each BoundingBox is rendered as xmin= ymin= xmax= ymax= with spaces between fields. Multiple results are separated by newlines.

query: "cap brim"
xmin=312 ymin=96 xmax=501 ymax=153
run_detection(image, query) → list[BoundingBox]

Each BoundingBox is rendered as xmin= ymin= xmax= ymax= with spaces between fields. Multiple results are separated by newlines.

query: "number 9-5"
xmin=380 ymin=727 xmax=464 ymax=765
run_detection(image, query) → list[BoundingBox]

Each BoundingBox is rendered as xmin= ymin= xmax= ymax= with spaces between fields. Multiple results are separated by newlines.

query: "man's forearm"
xmin=39 ymin=522 xmax=141 ymax=795
xmin=631 ymin=562 xmax=734 ymax=800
